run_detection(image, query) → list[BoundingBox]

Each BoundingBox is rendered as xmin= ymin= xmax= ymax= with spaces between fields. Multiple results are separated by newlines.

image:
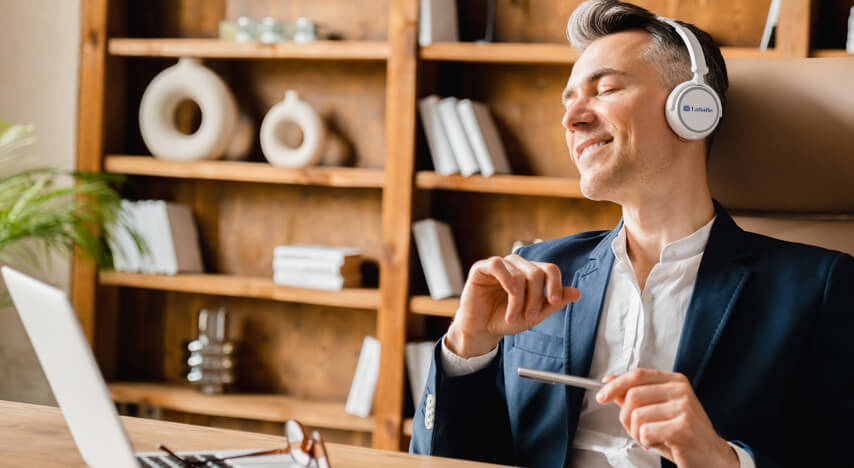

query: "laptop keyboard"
xmin=137 ymin=452 xmax=229 ymax=467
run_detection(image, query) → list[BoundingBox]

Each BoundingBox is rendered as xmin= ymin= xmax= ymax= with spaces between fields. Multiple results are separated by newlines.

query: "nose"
xmin=562 ymin=96 xmax=595 ymax=132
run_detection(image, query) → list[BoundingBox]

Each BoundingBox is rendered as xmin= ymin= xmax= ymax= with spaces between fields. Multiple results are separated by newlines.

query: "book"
xmin=346 ymin=336 xmax=381 ymax=417
xmin=436 ymin=97 xmax=480 ymax=176
xmin=456 ymin=99 xmax=511 ymax=177
xmin=419 ymin=0 xmax=458 ymax=47
xmin=107 ymin=200 xmax=203 ymax=275
xmin=272 ymin=256 xmax=362 ymax=275
xmin=760 ymin=0 xmax=781 ymax=50
xmin=418 ymin=95 xmax=459 ymax=175
xmin=272 ymin=244 xmax=361 ymax=262
xmin=405 ymin=341 xmax=435 ymax=409
xmin=273 ymin=271 xmax=361 ymax=290
xmin=412 ymin=219 xmax=465 ymax=300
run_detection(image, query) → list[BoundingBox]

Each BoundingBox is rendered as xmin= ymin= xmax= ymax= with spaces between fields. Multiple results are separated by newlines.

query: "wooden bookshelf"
xmin=409 ymin=296 xmax=459 ymax=318
xmin=416 ymin=172 xmax=583 ymax=198
xmin=104 ymin=155 xmax=385 ymax=188
xmin=419 ymin=43 xmax=778 ymax=64
xmin=99 ymin=272 xmax=381 ymax=310
xmin=108 ymin=38 xmax=389 ymax=61
xmin=811 ymin=49 xmax=853 ymax=58
xmin=108 ymin=382 xmax=374 ymax=432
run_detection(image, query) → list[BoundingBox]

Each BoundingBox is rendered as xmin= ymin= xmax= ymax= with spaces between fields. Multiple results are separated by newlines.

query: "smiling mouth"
xmin=579 ymin=139 xmax=613 ymax=159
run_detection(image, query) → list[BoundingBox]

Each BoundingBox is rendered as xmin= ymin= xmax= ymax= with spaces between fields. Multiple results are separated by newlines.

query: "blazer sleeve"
xmin=409 ymin=340 xmax=514 ymax=465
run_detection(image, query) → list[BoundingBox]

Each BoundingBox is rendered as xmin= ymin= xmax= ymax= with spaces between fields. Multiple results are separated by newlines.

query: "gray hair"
xmin=566 ymin=0 xmax=728 ymax=155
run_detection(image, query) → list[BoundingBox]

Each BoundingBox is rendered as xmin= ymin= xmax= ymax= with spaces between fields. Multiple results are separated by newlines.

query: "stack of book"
xmin=419 ymin=95 xmax=511 ymax=177
xmin=272 ymin=245 xmax=362 ymax=290
xmin=107 ymin=199 xmax=204 ymax=275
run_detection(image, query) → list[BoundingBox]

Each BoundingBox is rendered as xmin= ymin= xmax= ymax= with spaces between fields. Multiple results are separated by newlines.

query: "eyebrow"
xmin=562 ymin=67 xmax=631 ymax=105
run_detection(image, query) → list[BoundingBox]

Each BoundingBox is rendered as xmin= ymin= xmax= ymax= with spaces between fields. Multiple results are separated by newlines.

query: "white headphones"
xmin=657 ymin=17 xmax=722 ymax=140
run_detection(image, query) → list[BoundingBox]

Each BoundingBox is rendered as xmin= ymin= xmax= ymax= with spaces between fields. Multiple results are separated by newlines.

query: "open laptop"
xmin=1 ymin=266 xmax=294 ymax=467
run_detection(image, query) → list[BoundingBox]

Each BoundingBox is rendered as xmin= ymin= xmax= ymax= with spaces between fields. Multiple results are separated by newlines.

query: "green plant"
xmin=0 ymin=120 xmax=136 ymax=305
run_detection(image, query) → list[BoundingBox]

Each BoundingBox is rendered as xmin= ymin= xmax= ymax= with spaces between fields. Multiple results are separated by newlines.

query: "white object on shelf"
xmin=456 ymin=99 xmax=511 ymax=177
xmin=346 ymin=336 xmax=381 ymax=417
xmin=273 ymin=256 xmax=361 ymax=274
xmin=412 ymin=219 xmax=465 ymax=300
xmin=436 ymin=97 xmax=480 ymax=177
xmin=760 ymin=0 xmax=781 ymax=50
xmin=139 ymin=57 xmax=237 ymax=161
xmin=107 ymin=200 xmax=203 ymax=275
xmin=260 ymin=90 xmax=326 ymax=168
xmin=419 ymin=0 xmax=458 ymax=46
xmin=272 ymin=244 xmax=361 ymax=262
xmin=848 ymin=7 xmax=854 ymax=54
xmin=405 ymin=341 xmax=435 ymax=409
xmin=272 ymin=271 xmax=361 ymax=290
xmin=418 ymin=95 xmax=460 ymax=175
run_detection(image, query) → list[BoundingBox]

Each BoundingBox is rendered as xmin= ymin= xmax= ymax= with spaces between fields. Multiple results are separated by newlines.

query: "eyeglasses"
xmin=158 ymin=419 xmax=331 ymax=467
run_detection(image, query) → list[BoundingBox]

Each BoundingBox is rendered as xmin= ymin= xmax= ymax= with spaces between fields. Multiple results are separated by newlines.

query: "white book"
xmin=436 ymin=97 xmax=480 ymax=176
xmin=419 ymin=0 xmax=458 ymax=47
xmin=456 ymin=99 xmax=511 ymax=177
xmin=135 ymin=202 xmax=158 ymax=274
xmin=346 ymin=336 xmax=381 ymax=417
xmin=418 ymin=95 xmax=459 ymax=175
xmin=412 ymin=219 xmax=464 ymax=300
xmin=273 ymin=256 xmax=361 ymax=274
xmin=107 ymin=200 xmax=141 ymax=272
xmin=405 ymin=341 xmax=435 ymax=409
xmin=273 ymin=244 xmax=361 ymax=262
xmin=273 ymin=271 xmax=361 ymax=290
xmin=760 ymin=0 xmax=781 ymax=50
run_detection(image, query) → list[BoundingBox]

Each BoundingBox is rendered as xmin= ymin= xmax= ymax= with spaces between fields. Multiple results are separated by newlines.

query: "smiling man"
xmin=409 ymin=1 xmax=854 ymax=467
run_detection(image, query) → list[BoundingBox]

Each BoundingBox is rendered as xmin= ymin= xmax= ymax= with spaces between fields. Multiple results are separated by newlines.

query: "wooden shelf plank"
xmin=811 ymin=49 xmax=853 ymax=58
xmin=108 ymin=38 xmax=389 ymax=60
xmin=415 ymin=172 xmax=583 ymax=198
xmin=108 ymin=382 xmax=374 ymax=432
xmin=421 ymin=42 xmax=578 ymax=64
xmin=419 ymin=43 xmax=777 ymax=63
xmin=99 ymin=272 xmax=381 ymax=309
xmin=409 ymin=296 xmax=458 ymax=317
xmin=104 ymin=155 xmax=385 ymax=188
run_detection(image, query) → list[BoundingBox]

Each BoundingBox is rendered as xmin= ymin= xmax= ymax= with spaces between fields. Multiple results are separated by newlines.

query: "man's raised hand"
xmin=445 ymin=254 xmax=581 ymax=358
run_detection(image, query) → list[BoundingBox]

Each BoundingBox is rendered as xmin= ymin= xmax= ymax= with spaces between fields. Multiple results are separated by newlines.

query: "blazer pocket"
xmin=513 ymin=329 xmax=566 ymax=360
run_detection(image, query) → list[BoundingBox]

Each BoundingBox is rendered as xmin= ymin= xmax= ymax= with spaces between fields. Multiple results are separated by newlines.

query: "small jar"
xmin=259 ymin=16 xmax=286 ymax=44
xmin=235 ymin=16 xmax=258 ymax=42
xmin=293 ymin=17 xmax=317 ymax=44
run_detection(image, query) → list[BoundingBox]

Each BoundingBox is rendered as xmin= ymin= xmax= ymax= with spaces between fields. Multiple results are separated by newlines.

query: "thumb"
xmin=561 ymin=286 xmax=581 ymax=304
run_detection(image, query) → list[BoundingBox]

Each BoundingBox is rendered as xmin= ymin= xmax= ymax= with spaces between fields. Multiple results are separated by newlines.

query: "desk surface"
xmin=0 ymin=400 xmax=509 ymax=467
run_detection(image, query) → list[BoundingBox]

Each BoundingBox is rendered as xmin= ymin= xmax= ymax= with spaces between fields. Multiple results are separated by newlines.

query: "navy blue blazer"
xmin=410 ymin=204 xmax=854 ymax=467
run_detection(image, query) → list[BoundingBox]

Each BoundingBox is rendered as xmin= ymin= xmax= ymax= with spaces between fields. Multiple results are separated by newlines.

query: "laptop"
xmin=1 ymin=266 xmax=295 ymax=468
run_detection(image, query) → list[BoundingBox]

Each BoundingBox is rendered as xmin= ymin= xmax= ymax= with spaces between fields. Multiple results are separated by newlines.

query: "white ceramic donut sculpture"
xmin=139 ymin=57 xmax=237 ymax=161
xmin=260 ymin=90 xmax=326 ymax=168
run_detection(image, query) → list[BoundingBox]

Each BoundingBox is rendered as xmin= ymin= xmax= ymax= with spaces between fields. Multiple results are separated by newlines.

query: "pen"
xmin=517 ymin=367 xmax=605 ymax=391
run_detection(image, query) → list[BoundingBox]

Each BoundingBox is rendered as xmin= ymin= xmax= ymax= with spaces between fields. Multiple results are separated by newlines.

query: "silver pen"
xmin=518 ymin=367 xmax=605 ymax=391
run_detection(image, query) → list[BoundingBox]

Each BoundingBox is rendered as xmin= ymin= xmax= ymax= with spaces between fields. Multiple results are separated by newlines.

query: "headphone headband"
xmin=657 ymin=17 xmax=709 ymax=85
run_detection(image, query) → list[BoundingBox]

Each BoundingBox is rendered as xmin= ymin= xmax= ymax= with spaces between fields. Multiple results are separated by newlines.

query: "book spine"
xmin=437 ymin=97 xmax=480 ymax=176
xmin=418 ymin=95 xmax=459 ymax=175
xmin=346 ymin=336 xmax=381 ymax=417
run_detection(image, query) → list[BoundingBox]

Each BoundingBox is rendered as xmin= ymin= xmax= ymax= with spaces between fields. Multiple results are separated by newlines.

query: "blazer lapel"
xmin=672 ymin=204 xmax=752 ymax=386
xmin=563 ymin=222 xmax=619 ymax=453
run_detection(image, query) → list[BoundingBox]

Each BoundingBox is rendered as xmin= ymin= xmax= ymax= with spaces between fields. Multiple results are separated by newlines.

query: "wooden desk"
xmin=0 ymin=401 xmax=509 ymax=467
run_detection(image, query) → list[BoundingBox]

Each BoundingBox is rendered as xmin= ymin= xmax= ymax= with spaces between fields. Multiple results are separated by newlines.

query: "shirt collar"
xmin=611 ymin=216 xmax=717 ymax=265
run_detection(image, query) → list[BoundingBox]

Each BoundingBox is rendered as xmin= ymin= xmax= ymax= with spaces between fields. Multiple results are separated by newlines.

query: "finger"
xmin=504 ymin=255 xmax=546 ymax=323
xmin=529 ymin=286 xmax=582 ymax=325
xmin=618 ymin=383 xmax=674 ymax=431
xmin=635 ymin=417 xmax=685 ymax=458
xmin=596 ymin=368 xmax=672 ymax=404
xmin=475 ymin=257 xmax=525 ymax=322
xmin=625 ymin=400 xmax=684 ymax=447
xmin=530 ymin=261 xmax=564 ymax=305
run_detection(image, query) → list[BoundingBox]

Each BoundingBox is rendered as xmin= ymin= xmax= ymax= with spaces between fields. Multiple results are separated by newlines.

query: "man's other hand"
xmin=445 ymin=254 xmax=581 ymax=358
xmin=596 ymin=369 xmax=739 ymax=468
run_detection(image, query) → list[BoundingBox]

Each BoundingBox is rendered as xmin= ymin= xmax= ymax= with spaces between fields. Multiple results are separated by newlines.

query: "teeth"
xmin=581 ymin=140 xmax=610 ymax=157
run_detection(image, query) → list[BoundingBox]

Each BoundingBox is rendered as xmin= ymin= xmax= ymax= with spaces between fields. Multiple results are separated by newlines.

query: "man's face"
xmin=562 ymin=31 xmax=678 ymax=203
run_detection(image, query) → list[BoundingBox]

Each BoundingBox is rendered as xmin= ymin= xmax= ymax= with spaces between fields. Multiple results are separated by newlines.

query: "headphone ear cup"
xmin=665 ymin=81 xmax=722 ymax=140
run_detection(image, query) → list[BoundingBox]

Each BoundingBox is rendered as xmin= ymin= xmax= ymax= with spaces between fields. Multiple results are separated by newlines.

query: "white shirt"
xmin=441 ymin=217 xmax=755 ymax=467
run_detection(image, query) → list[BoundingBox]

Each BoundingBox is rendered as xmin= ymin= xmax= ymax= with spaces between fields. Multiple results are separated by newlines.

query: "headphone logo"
xmin=682 ymin=105 xmax=714 ymax=113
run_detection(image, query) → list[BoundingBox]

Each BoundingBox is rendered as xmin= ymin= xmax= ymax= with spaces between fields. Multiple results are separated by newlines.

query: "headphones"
xmin=657 ymin=17 xmax=722 ymax=140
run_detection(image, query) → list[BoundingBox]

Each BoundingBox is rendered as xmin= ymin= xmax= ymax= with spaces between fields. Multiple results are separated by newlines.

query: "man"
xmin=410 ymin=1 xmax=854 ymax=467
